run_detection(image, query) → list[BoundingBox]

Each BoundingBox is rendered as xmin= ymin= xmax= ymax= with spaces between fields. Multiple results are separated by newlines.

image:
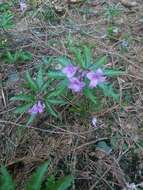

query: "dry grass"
xmin=1 ymin=0 xmax=143 ymax=189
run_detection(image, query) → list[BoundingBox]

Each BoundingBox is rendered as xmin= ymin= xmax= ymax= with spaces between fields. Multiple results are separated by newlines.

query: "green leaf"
xmin=48 ymin=80 xmax=67 ymax=98
xmin=42 ymin=56 xmax=53 ymax=65
xmin=41 ymin=81 xmax=50 ymax=92
xmin=46 ymin=175 xmax=55 ymax=188
xmin=71 ymin=47 xmax=85 ymax=68
xmin=48 ymin=71 xmax=65 ymax=79
xmin=84 ymin=88 xmax=96 ymax=104
xmin=0 ymin=3 xmax=10 ymax=12
xmin=2 ymin=51 xmax=15 ymax=64
xmin=104 ymin=69 xmax=124 ymax=76
xmin=25 ymin=71 xmax=38 ymax=91
xmin=99 ymin=83 xmax=119 ymax=101
xmin=90 ymin=56 xmax=107 ymax=70
xmin=36 ymin=67 xmax=44 ymax=89
xmin=46 ymin=175 xmax=73 ymax=190
xmin=0 ymin=12 xmax=14 ymax=30
xmin=10 ymin=94 xmax=35 ymax=102
xmin=83 ymin=46 xmax=92 ymax=68
xmin=96 ymin=141 xmax=112 ymax=155
xmin=57 ymin=56 xmax=72 ymax=66
xmin=26 ymin=162 xmax=49 ymax=190
xmin=55 ymin=176 xmax=73 ymax=190
xmin=0 ymin=166 xmax=15 ymax=190
xmin=45 ymin=101 xmax=59 ymax=118
xmin=19 ymin=51 xmax=32 ymax=61
xmin=14 ymin=103 xmax=33 ymax=114
xmin=6 ymin=51 xmax=13 ymax=62
xmin=48 ymin=99 xmax=67 ymax=105
xmin=26 ymin=114 xmax=36 ymax=127
xmin=13 ymin=51 xmax=19 ymax=62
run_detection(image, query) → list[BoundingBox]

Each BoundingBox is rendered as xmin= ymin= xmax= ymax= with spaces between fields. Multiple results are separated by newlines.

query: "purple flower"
xmin=62 ymin=64 xmax=77 ymax=78
xmin=68 ymin=77 xmax=85 ymax=92
xmin=91 ymin=117 xmax=97 ymax=127
xmin=78 ymin=69 xmax=87 ymax=79
xmin=28 ymin=101 xmax=45 ymax=115
xmin=86 ymin=68 xmax=106 ymax=88
xmin=19 ymin=0 xmax=27 ymax=12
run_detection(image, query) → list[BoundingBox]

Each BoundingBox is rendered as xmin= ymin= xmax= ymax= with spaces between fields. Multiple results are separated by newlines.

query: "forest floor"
xmin=0 ymin=0 xmax=143 ymax=189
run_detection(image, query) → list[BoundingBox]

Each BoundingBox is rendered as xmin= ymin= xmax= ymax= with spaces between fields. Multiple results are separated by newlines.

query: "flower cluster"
xmin=62 ymin=64 xmax=106 ymax=93
xmin=28 ymin=101 xmax=45 ymax=115
xmin=19 ymin=0 xmax=27 ymax=12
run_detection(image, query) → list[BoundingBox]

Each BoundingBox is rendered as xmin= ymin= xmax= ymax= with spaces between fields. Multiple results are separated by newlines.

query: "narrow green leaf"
xmin=0 ymin=3 xmax=10 ymax=12
xmin=48 ymin=80 xmax=67 ymax=98
xmin=0 ymin=166 xmax=15 ymax=190
xmin=19 ymin=51 xmax=32 ymax=61
xmin=45 ymin=101 xmax=59 ymax=118
xmin=46 ymin=175 xmax=55 ymax=189
xmin=55 ymin=176 xmax=73 ymax=190
xmin=84 ymin=88 xmax=96 ymax=104
xmin=48 ymin=99 xmax=67 ymax=105
xmin=71 ymin=47 xmax=85 ymax=68
xmin=90 ymin=56 xmax=107 ymax=70
xmin=13 ymin=51 xmax=19 ymax=62
xmin=42 ymin=56 xmax=53 ymax=65
xmin=26 ymin=162 xmax=49 ymax=190
xmin=83 ymin=46 xmax=92 ymax=68
xmin=104 ymin=69 xmax=124 ymax=76
xmin=14 ymin=103 xmax=33 ymax=114
xmin=36 ymin=67 xmax=44 ymax=89
xmin=99 ymin=83 xmax=119 ymax=101
xmin=6 ymin=51 xmax=13 ymax=62
xmin=25 ymin=71 xmax=38 ymax=91
xmin=48 ymin=71 xmax=65 ymax=79
xmin=57 ymin=56 xmax=72 ymax=66
xmin=41 ymin=81 xmax=50 ymax=92
xmin=10 ymin=94 xmax=35 ymax=102
xmin=46 ymin=175 xmax=73 ymax=190
xmin=26 ymin=114 xmax=36 ymax=127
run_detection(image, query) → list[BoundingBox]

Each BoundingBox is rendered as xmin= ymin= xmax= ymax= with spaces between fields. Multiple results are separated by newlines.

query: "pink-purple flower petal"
xmin=28 ymin=101 xmax=45 ymax=115
xmin=86 ymin=68 xmax=106 ymax=88
xmin=86 ymin=71 xmax=95 ymax=80
xmin=62 ymin=64 xmax=77 ymax=78
xmin=19 ymin=0 xmax=27 ymax=12
xmin=68 ymin=77 xmax=85 ymax=92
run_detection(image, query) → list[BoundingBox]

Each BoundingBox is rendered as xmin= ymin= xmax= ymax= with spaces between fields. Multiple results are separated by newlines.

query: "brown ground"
xmin=0 ymin=0 xmax=143 ymax=189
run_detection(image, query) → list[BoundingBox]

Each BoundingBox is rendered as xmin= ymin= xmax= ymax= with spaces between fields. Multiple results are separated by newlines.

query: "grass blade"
xmin=0 ymin=166 xmax=15 ymax=190
xmin=26 ymin=162 xmax=49 ymax=190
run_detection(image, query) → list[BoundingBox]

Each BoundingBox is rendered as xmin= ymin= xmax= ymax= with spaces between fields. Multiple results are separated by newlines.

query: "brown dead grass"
xmin=1 ymin=0 xmax=143 ymax=189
